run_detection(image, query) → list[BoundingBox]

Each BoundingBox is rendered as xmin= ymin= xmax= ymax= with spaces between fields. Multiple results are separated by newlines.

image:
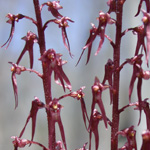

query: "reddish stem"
xmin=111 ymin=1 xmax=124 ymax=150
xmin=33 ymin=0 xmax=55 ymax=149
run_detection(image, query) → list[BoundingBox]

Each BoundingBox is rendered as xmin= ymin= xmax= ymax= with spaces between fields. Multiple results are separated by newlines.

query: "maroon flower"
xmin=130 ymin=26 xmax=147 ymax=64
xmin=141 ymin=130 xmax=150 ymax=150
xmin=16 ymin=31 xmax=38 ymax=69
xmin=132 ymin=99 xmax=150 ymax=130
xmin=116 ymin=126 xmax=137 ymax=150
xmin=43 ymin=17 xmax=74 ymax=57
xmin=1 ymin=13 xmax=24 ymax=49
xmin=78 ymin=11 xmax=115 ymax=64
xmin=41 ymin=1 xmax=63 ymax=18
xmin=39 ymin=49 xmax=72 ymax=91
xmin=102 ymin=59 xmax=114 ymax=104
xmin=90 ymin=77 xmax=109 ymax=128
xmin=11 ymin=136 xmax=48 ymax=150
xmin=88 ymin=109 xmax=103 ymax=150
xmin=1 ymin=13 xmax=36 ymax=49
xmin=46 ymin=98 xmax=67 ymax=150
xmin=9 ymin=62 xmax=26 ymax=109
xmin=69 ymin=87 xmax=89 ymax=130
xmin=54 ymin=17 xmax=74 ymax=57
xmin=19 ymin=97 xmax=45 ymax=142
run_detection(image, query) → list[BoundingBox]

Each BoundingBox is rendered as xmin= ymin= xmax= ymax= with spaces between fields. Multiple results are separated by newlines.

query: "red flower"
xmin=78 ymin=11 xmax=115 ymax=64
xmin=102 ymin=59 xmax=114 ymax=104
xmin=116 ymin=126 xmax=137 ymax=150
xmin=1 ymin=13 xmax=36 ymax=49
xmin=88 ymin=109 xmax=103 ymax=150
xmin=39 ymin=49 xmax=72 ymax=91
xmin=19 ymin=97 xmax=45 ymax=142
xmin=9 ymin=62 xmax=26 ymax=109
xmin=41 ymin=1 xmax=63 ymax=19
xmin=69 ymin=87 xmax=89 ymax=130
xmin=47 ymin=98 xmax=67 ymax=150
xmin=43 ymin=17 xmax=74 ymax=57
xmin=1 ymin=13 xmax=24 ymax=49
xmin=90 ymin=77 xmax=109 ymax=129
xmin=16 ymin=31 xmax=38 ymax=69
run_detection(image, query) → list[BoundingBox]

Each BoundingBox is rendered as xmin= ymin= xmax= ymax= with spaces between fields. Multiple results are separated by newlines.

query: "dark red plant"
xmin=2 ymin=0 xmax=150 ymax=150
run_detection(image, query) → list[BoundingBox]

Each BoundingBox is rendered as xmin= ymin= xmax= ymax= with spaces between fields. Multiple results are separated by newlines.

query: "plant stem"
xmin=111 ymin=1 xmax=123 ymax=150
xmin=33 ymin=0 xmax=55 ymax=149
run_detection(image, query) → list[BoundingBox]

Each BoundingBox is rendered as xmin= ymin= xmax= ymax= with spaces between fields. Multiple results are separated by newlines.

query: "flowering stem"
xmin=111 ymin=1 xmax=123 ymax=150
xmin=33 ymin=0 xmax=55 ymax=149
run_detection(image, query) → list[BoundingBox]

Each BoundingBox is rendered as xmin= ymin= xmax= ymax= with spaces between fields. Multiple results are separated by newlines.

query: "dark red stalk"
xmin=33 ymin=0 xmax=55 ymax=149
xmin=111 ymin=1 xmax=124 ymax=149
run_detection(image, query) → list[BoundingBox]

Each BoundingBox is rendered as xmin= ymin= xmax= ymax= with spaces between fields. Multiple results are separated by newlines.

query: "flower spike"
xmin=16 ymin=31 xmax=38 ymax=69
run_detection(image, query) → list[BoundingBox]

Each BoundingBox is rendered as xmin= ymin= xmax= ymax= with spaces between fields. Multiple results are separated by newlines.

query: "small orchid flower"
xmin=11 ymin=136 xmax=48 ymax=150
xmin=16 ymin=31 xmax=38 ymax=69
xmin=132 ymin=99 xmax=150 ymax=130
xmin=19 ymin=97 xmax=45 ymax=142
xmin=88 ymin=109 xmax=103 ymax=150
xmin=135 ymin=0 xmax=150 ymax=17
xmin=47 ymin=98 xmax=67 ymax=150
xmin=102 ymin=59 xmax=114 ymax=104
xmin=129 ymin=55 xmax=143 ymax=103
xmin=43 ymin=17 xmax=74 ymax=57
xmin=41 ymin=1 xmax=63 ymax=18
xmin=116 ymin=126 xmax=137 ymax=150
xmin=141 ymin=130 xmax=150 ymax=150
xmin=1 ymin=13 xmax=36 ymax=49
xmin=91 ymin=77 xmax=109 ymax=128
xmin=131 ymin=26 xmax=147 ymax=63
xmin=54 ymin=17 xmax=74 ymax=57
xmin=69 ymin=86 xmax=89 ymax=131
xmin=39 ymin=49 xmax=72 ymax=91
xmin=78 ymin=11 xmax=115 ymax=64
xmin=1 ymin=13 xmax=24 ymax=49
xmin=9 ymin=62 xmax=26 ymax=109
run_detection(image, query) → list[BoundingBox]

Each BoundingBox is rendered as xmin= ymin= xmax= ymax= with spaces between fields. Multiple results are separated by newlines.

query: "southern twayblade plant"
xmin=2 ymin=0 xmax=150 ymax=150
